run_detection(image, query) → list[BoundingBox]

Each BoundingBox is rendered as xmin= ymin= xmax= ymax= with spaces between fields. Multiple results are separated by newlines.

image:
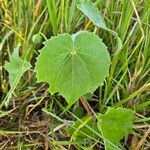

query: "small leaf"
xmin=35 ymin=31 xmax=110 ymax=105
xmin=77 ymin=0 xmax=107 ymax=29
xmin=97 ymin=107 xmax=134 ymax=150
xmin=4 ymin=44 xmax=31 ymax=87
xmin=2 ymin=44 xmax=31 ymax=108
xmin=77 ymin=0 xmax=122 ymax=54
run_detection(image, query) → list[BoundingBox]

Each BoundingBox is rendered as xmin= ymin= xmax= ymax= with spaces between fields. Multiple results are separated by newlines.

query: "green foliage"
xmin=4 ymin=44 xmax=31 ymax=88
xmin=97 ymin=107 xmax=134 ymax=150
xmin=46 ymin=0 xmax=58 ymax=35
xmin=67 ymin=107 xmax=134 ymax=149
xmin=73 ymin=105 xmax=84 ymax=118
xmin=32 ymin=33 xmax=42 ymax=45
xmin=77 ymin=0 xmax=106 ymax=28
xmin=1 ymin=0 xmax=149 ymax=149
xmin=2 ymin=44 xmax=31 ymax=108
xmin=35 ymin=31 xmax=110 ymax=105
xmin=77 ymin=0 xmax=122 ymax=53
xmin=67 ymin=115 xmax=99 ymax=141
xmin=2 ymin=44 xmax=31 ymax=107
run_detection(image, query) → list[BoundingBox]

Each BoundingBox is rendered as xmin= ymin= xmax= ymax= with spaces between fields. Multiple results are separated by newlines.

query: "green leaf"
xmin=77 ymin=0 xmax=122 ymax=54
xmin=2 ymin=44 xmax=31 ymax=108
xmin=35 ymin=31 xmax=110 ymax=105
xmin=77 ymin=0 xmax=106 ymax=29
xmin=97 ymin=107 xmax=134 ymax=150
xmin=4 ymin=44 xmax=31 ymax=87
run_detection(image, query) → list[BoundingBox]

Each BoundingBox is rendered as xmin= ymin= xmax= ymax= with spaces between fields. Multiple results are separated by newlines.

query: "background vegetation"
xmin=0 ymin=0 xmax=150 ymax=149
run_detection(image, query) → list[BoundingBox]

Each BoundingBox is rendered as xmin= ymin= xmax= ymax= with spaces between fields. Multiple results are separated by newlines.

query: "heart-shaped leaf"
xmin=35 ymin=31 xmax=110 ymax=105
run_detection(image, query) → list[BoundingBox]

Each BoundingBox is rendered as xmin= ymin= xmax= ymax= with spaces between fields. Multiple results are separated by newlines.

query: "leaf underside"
xmin=35 ymin=31 xmax=110 ymax=105
xmin=97 ymin=107 xmax=134 ymax=150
